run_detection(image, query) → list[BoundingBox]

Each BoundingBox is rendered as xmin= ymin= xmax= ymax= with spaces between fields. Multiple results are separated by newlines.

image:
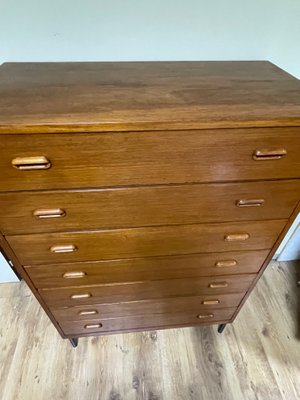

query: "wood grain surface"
xmin=50 ymin=293 xmax=245 ymax=321
xmin=6 ymin=220 xmax=286 ymax=265
xmin=0 ymin=61 xmax=300 ymax=133
xmin=58 ymin=308 xmax=237 ymax=336
xmin=0 ymin=180 xmax=299 ymax=234
xmin=1 ymin=128 xmax=300 ymax=191
xmin=25 ymin=250 xmax=270 ymax=288
xmin=0 ymin=261 xmax=299 ymax=400
xmin=39 ymin=274 xmax=255 ymax=307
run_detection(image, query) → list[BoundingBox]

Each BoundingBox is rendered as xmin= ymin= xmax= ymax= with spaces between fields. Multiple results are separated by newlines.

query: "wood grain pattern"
xmin=58 ymin=308 xmax=237 ymax=336
xmin=50 ymin=293 xmax=245 ymax=321
xmin=39 ymin=274 xmax=256 ymax=307
xmin=0 ymin=61 xmax=300 ymax=133
xmin=0 ymin=261 xmax=299 ymax=400
xmin=1 ymin=128 xmax=300 ymax=191
xmin=6 ymin=220 xmax=286 ymax=265
xmin=25 ymin=250 xmax=270 ymax=288
xmin=0 ymin=180 xmax=299 ymax=234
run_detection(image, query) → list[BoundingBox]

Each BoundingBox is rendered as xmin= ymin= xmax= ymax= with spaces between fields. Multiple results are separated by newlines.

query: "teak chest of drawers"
xmin=0 ymin=61 xmax=300 ymax=347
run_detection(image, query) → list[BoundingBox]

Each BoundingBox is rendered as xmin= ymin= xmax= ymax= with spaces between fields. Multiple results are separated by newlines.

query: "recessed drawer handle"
xmin=11 ymin=156 xmax=51 ymax=170
xmin=84 ymin=323 xmax=102 ymax=329
xmin=202 ymin=299 xmax=220 ymax=305
xmin=209 ymin=282 xmax=228 ymax=289
xmin=50 ymin=245 xmax=77 ymax=253
xmin=224 ymin=233 xmax=250 ymax=241
xmin=215 ymin=260 xmax=237 ymax=267
xmin=71 ymin=293 xmax=91 ymax=299
xmin=236 ymin=199 xmax=265 ymax=207
xmin=253 ymin=149 xmax=287 ymax=161
xmin=197 ymin=314 xmax=214 ymax=319
xmin=63 ymin=271 xmax=86 ymax=279
xmin=79 ymin=310 xmax=98 ymax=316
xmin=33 ymin=208 xmax=66 ymax=219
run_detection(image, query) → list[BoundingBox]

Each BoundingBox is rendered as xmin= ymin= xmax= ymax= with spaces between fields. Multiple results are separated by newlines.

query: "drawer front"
xmin=58 ymin=308 xmax=237 ymax=336
xmin=0 ymin=128 xmax=300 ymax=191
xmin=26 ymin=250 xmax=269 ymax=288
xmin=51 ymin=293 xmax=245 ymax=321
xmin=39 ymin=274 xmax=255 ymax=307
xmin=7 ymin=220 xmax=285 ymax=265
xmin=0 ymin=180 xmax=299 ymax=235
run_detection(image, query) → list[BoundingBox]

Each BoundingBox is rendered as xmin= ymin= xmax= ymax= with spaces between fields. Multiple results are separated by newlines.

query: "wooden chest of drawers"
xmin=0 ymin=61 xmax=300 ymax=346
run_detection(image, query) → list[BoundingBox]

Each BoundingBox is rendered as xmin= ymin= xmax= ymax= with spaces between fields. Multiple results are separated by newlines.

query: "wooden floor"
xmin=0 ymin=261 xmax=299 ymax=400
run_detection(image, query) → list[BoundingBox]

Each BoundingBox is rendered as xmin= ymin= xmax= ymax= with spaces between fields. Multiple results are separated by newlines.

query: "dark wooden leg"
xmin=69 ymin=338 xmax=78 ymax=347
xmin=217 ymin=324 xmax=227 ymax=334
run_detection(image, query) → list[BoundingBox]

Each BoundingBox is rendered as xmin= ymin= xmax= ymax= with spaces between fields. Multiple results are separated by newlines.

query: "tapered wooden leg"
xmin=217 ymin=324 xmax=227 ymax=334
xmin=69 ymin=338 xmax=78 ymax=347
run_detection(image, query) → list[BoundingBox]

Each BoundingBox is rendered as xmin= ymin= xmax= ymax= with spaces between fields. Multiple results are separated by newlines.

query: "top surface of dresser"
xmin=0 ymin=61 xmax=300 ymax=133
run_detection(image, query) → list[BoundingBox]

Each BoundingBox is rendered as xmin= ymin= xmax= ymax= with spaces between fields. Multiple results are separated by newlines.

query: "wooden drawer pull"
xmin=84 ymin=323 xmax=102 ymax=329
xmin=11 ymin=156 xmax=51 ymax=170
xmin=202 ymin=299 xmax=220 ymax=305
xmin=50 ymin=244 xmax=77 ymax=253
xmin=215 ymin=260 xmax=237 ymax=267
xmin=253 ymin=149 xmax=287 ymax=161
xmin=236 ymin=199 xmax=265 ymax=207
xmin=79 ymin=310 xmax=98 ymax=316
xmin=63 ymin=271 xmax=86 ymax=279
xmin=70 ymin=293 xmax=91 ymax=299
xmin=224 ymin=233 xmax=250 ymax=241
xmin=209 ymin=282 xmax=228 ymax=289
xmin=33 ymin=208 xmax=66 ymax=219
xmin=197 ymin=314 xmax=214 ymax=319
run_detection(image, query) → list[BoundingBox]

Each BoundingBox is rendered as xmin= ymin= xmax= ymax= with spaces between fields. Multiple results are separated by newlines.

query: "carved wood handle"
xmin=215 ymin=260 xmax=238 ymax=267
xmin=236 ymin=199 xmax=265 ymax=207
xmin=224 ymin=233 xmax=250 ymax=241
xmin=33 ymin=208 xmax=66 ymax=218
xmin=84 ymin=323 xmax=102 ymax=329
xmin=209 ymin=282 xmax=228 ymax=289
xmin=197 ymin=314 xmax=214 ymax=319
xmin=202 ymin=299 xmax=220 ymax=305
xmin=63 ymin=271 xmax=86 ymax=279
xmin=50 ymin=244 xmax=77 ymax=253
xmin=11 ymin=156 xmax=51 ymax=170
xmin=79 ymin=310 xmax=98 ymax=316
xmin=70 ymin=293 xmax=91 ymax=299
xmin=253 ymin=149 xmax=287 ymax=161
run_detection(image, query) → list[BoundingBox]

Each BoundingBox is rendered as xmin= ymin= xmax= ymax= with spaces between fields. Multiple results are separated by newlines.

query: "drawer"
xmin=0 ymin=180 xmax=299 ymax=235
xmin=0 ymin=128 xmax=300 ymax=192
xmin=58 ymin=308 xmax=237 ymax=336
xmin=39 ymin=274 xmax=256 ymax=307
xmin=51 ymin=293 xmax=245 ymax=321
xmin=25 ymin=250 xmax=269 ymax=288
xmin=6 ymin=220 xmax=285 ymax=265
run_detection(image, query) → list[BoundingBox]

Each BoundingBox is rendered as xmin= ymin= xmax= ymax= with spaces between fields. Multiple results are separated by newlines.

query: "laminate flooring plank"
xmin=0 ymin=261 xmax=299 ymax=400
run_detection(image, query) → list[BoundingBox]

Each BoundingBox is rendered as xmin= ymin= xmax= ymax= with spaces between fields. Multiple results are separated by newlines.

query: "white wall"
xmin=0 ymin=0 xmax=299 ymax=77
xmin=0 ymin=253 xmax=18 ymax=283
xmin=275 ymin=214 xmax=300 ymax=261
